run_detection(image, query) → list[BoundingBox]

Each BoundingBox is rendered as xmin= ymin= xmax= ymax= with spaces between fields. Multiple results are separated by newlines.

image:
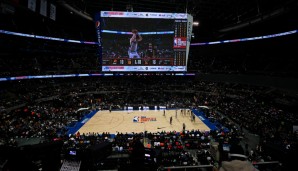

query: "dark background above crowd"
xmin=1 ymin=0 xmax=298 ymax=170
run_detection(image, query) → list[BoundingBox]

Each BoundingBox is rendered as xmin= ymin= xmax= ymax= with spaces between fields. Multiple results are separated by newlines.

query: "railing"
xmin=159 ymin=165 xmax=214 ymax=171
xmin=159 ymin=161 xmax=281 ymax=171
xmin=253 ymin=161 xmax=280 ymax=165
xmin=253 ymin=161 xmax=281 ymax=171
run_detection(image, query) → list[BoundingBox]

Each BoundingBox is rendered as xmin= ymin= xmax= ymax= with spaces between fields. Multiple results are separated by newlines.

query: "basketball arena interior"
xmin=0 ymin=0 xmax=298 ymax=171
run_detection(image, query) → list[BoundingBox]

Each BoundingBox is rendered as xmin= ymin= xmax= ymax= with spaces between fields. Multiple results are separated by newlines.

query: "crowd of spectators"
xmin=0 ymin=76 xmax=297 ymax=170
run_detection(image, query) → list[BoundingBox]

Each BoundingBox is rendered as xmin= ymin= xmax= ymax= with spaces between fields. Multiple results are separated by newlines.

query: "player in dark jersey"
xmin=128 ymin=29 xmax=142 ymax=58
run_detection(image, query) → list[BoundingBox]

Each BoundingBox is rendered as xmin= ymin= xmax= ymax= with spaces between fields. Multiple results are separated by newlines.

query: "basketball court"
xmin=77 ymin=109 xmax=211 ymax=134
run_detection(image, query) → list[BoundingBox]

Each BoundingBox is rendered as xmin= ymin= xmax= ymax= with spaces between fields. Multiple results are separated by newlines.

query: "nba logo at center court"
xmin=133 ymin=116 xmax=139 ymax=122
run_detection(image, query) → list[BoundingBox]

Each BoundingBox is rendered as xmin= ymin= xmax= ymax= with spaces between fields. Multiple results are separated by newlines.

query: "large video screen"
xmin=95 ymin=11 xmax=192 ymax=72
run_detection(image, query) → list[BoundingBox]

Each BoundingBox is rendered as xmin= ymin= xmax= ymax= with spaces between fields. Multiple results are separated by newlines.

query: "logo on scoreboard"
xmin=95 ymin=21 xmax=100 ymax=28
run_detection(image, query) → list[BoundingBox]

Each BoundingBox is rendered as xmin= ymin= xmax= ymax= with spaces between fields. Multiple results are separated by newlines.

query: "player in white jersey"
xmin=128 ymin=29 xmax=142 ymax=58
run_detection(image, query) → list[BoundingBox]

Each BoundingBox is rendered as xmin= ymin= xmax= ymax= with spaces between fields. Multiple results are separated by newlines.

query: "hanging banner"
xmin=50 ymin=3 xmax=56 ymax=21
xmin=40 ymin=0 xmax=47 ymax=16
xmin=28 ymin=0 xmax=36 ymax=12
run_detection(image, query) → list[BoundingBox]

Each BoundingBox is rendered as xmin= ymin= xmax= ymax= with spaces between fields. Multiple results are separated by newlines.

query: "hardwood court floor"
xmin=77 ymin=110 xmax=210 ymax=134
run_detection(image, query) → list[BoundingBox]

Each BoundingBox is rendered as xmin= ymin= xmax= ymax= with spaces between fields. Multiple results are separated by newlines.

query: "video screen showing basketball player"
xmin=128 ymin=29 xmax=142 ymax=58
xmin=101 ymin=17 xmax=175 ymax=59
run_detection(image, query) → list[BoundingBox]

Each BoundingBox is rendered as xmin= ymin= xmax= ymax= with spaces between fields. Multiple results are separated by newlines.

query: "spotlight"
xmin=193 ymin=21 xmax=199 ymax=26
xmin=191 ymin=33 xmax=195 ymax=38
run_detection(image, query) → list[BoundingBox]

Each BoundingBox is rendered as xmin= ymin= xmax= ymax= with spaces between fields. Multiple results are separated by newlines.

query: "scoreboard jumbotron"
xmin=95 ymin=11 xmax=193 ymax=72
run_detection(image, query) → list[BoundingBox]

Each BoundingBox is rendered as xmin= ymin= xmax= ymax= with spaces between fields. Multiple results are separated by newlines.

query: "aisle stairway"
xmin=60 ymin=160 xmax=81 ymax=171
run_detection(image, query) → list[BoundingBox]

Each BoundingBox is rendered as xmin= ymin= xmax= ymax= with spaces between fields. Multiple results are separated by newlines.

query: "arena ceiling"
xmin=63 ymin=0 xmax=294 ymax=25
xmin=1 ymin=0 xmax=298 ymax=41
xmin=58 ymin=0 xmax=298 ymax=39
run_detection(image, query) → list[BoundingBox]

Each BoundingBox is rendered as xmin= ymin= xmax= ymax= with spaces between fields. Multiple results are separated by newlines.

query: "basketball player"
xmin=128 ymin=29 xmax=142 ymax=58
